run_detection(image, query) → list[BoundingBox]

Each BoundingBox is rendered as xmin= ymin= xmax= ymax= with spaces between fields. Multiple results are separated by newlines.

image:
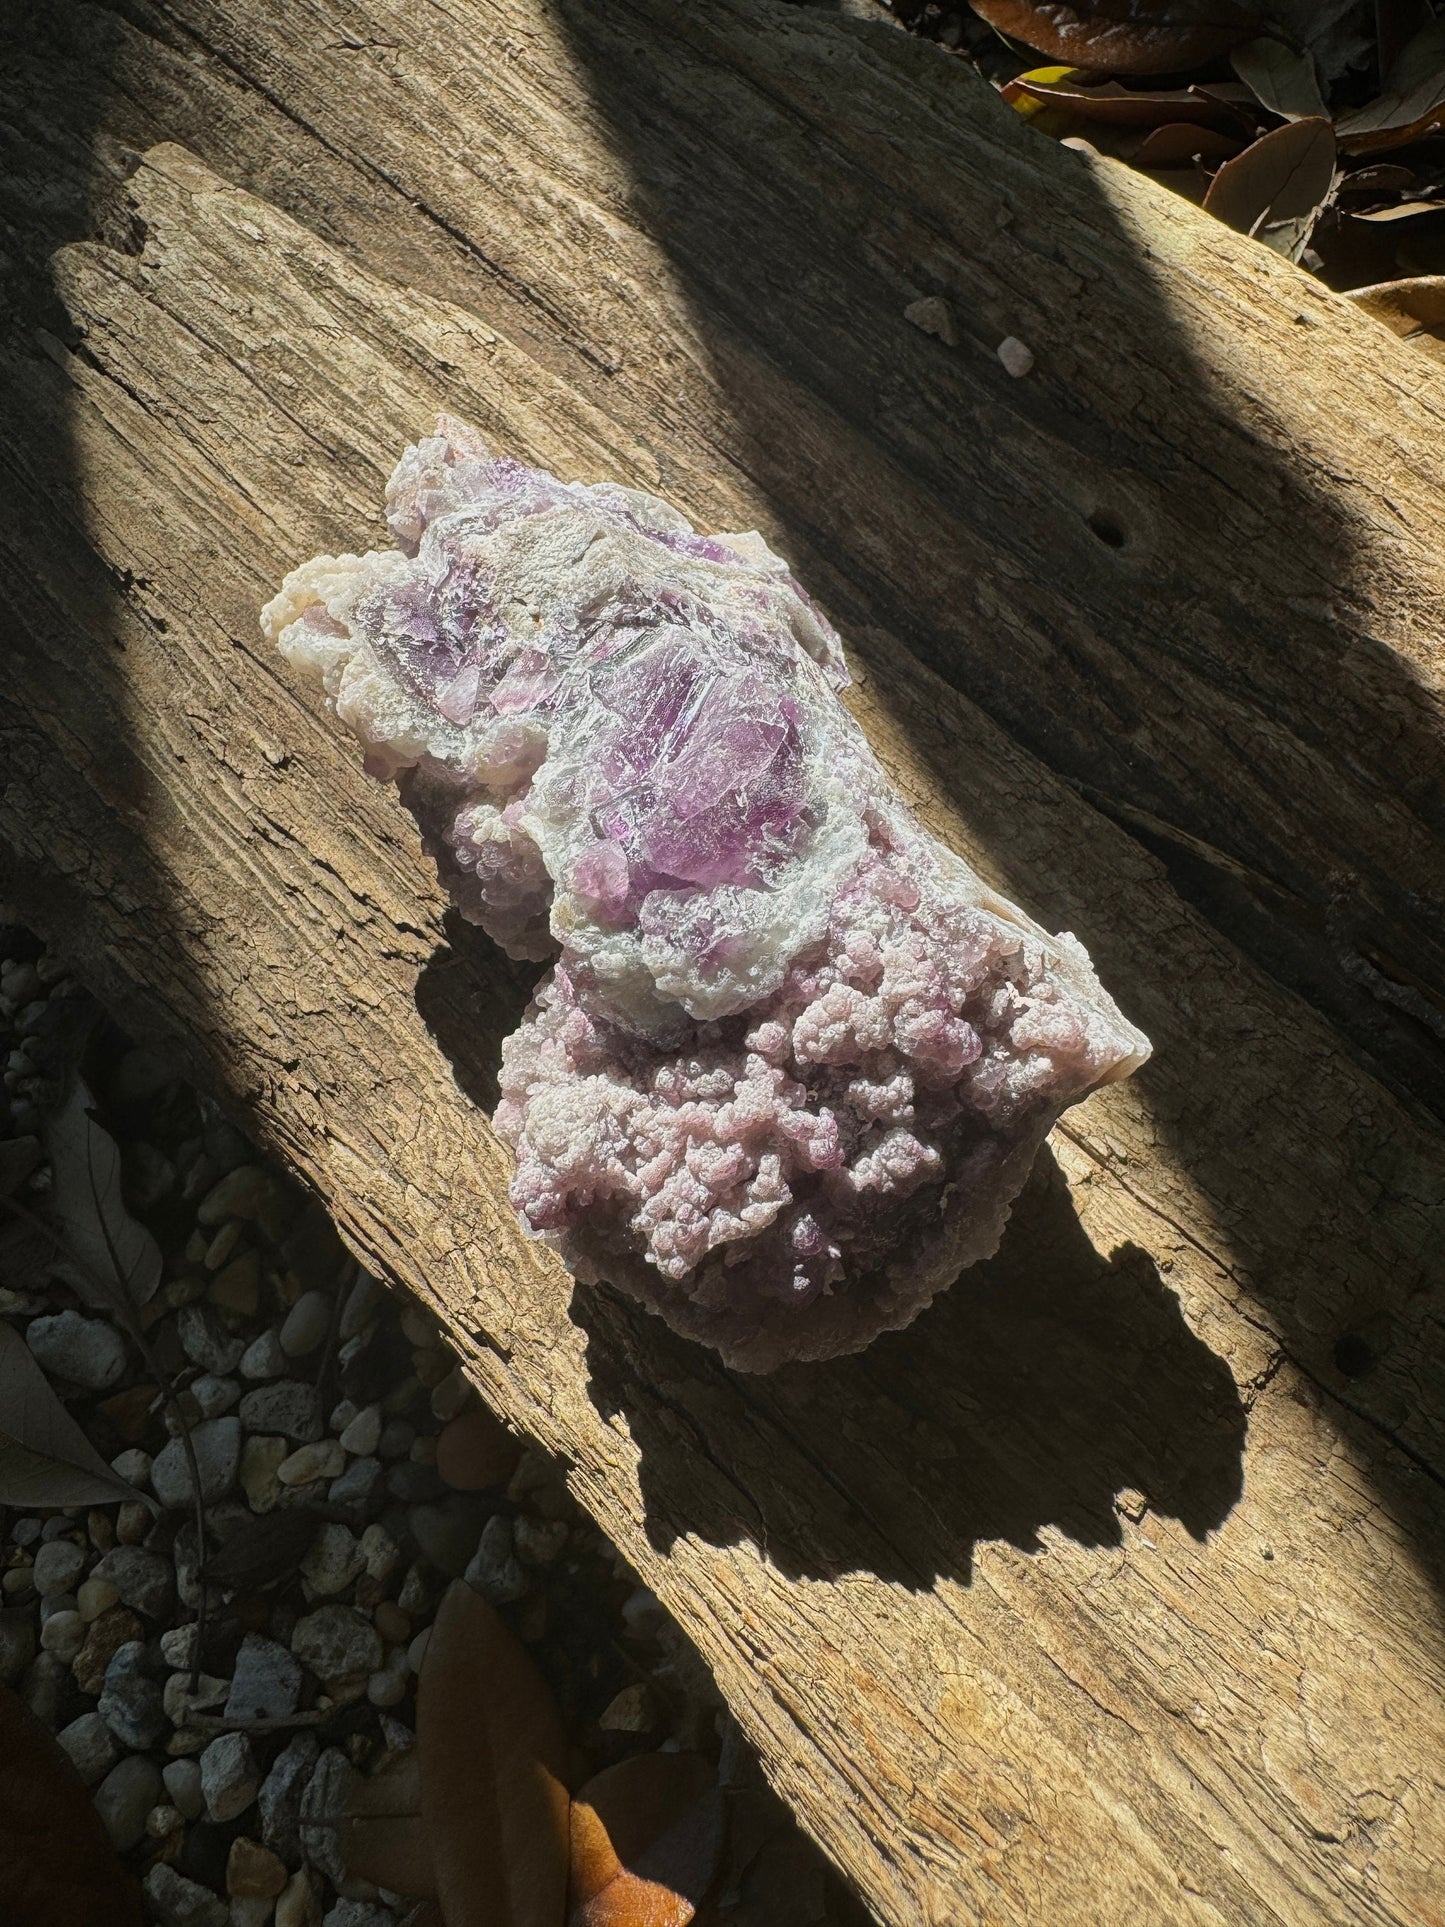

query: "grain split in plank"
xmin=1 ymin=139 xmax=1443 ymax=1927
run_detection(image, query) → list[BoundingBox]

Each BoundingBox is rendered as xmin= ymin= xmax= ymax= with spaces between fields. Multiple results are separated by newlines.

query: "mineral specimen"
xmin=263 ymin=417 xmax=1150 ymax=1370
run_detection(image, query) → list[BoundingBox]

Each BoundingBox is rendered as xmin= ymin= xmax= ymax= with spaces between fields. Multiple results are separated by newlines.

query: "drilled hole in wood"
xmin=1086 ymin=508 xmax=1128 ymax=549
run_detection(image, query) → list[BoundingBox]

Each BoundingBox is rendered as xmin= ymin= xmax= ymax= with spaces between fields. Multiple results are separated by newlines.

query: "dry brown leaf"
xmin=1344 ymin=274 xmax=1445 ymax=357
xmin=971 ymin=0 xmax=1257 ymax=74
xmin=0 ymin=1679 xmax=144 ymax=1925
xmin=418 ymin=1579 xmax=571 ymax=1927
xmin=1336 ymin=17 xmax=1445 ymax=150
xmin=0 ymin=1319 xmax=149 ymax=1508
xmin=570 ymin=1766 xmax=725 ymax=1927
xmin=1352 ymin=199 xmax=1445 ymax=220
xmin=1133 ymin=121 xmax=1247 ymax=164
xmin=1229 ymin=36 xmax=1327 ymax=119
xmin=45 ymin=1078 xmax=161 ymax=1310
xmin=1203 ymin=114 xmax=1336 ymax=256
xmin=1003 ymin=68 xmax=1251 ymax=127
xmin=569 ymin=1755 xmax=717 ymax=1909
xmin=342 ymin=1746 xmax=438 ymax=1900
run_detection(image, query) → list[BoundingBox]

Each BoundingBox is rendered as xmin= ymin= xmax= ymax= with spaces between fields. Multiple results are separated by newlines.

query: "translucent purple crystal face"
xmin=263 ymin=417 xmax=1150 ymax=1370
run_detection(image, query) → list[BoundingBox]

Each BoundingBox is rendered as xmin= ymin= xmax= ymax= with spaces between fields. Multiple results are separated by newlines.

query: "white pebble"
xmin=997 ymin=335 xmax=1035 ymax=377
xmin=338 ymin=1404 xmax=381 ymax=1457
xmin=40 ymin=1609 xmax=85 ymax=1661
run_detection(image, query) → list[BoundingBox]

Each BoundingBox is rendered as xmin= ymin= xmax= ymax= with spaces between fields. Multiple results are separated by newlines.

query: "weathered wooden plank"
xmin=13 ymin=0 xmax=1440 ymax=1121
xmin=2 ymin=134 xmax=1443 ymax=1927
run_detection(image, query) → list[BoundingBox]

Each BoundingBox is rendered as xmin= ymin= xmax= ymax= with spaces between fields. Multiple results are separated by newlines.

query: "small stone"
xmin=258 ymin=1733 xmax=318 ymax=1862
xmin=366 ymin=1664 xmax=407 ymax=1708
xmin=23 ymin=1649 xmax=67 ymax=1727
xmin=372 ymin=1601 xmax=410 ymax=1646
xmin=280 ymin=1289 xmax=331 ymax=1358
xmin=357 ymin=1524 xmax=400 ymax=1586
xmin=202 ymin=1220 xmax=243 ymax=1272
xmin=200 ymin=1730 xmax=261 ymax=1823
xmin=410 ymin=1434 xmax=438 ymax=1466
xmin=239 ymin=1381 xmax=321 ymax=1443
xmin=164 ymin=1755 xmax=206 ymax=1820
xmin=298 ymin=1746 xmax=354 ymax=1884
xmin=96 ymin=1754 xmax=163 ymax=1851
xmin=126 ymin=1141 xmax=176 ymax=1210
xmin=87 ymin=1509 xmax=116 ymax=1554
xmin=300 ymin=1522 xmax=365 ymax=1598
xmin=227 ymin=1834 xmax=288 ymax=1900
xmin=410 ymin=1494 xmax=489 ymax=1579
xmin=514 ymin=1516 xmax=568 ymax=1565
xmin=997 ymin=334 xmax=1035 ymax=378
xmin=385 ymin=1460 xmax=441 ymax=1504
xmin=144 ymin=1862 xmax=229 ymax=1927
xmin=209 ymin=1249 xmax=261 ymax=1318
xmin=146 ymin=1801 xmax=183 ymax=1839
xmin=111 ymin=1447 xmax=153 ymax=1487
xmin=337 ymin=1404 xmax=381 ymax=1457
xmin=405 ymin=1628 xmax=430 ymax=1676
xmin=239 ymin=1435 xmax=289 ymax=1513
xmin=160 ymin=1624 xmax=200 ymax=1670
xmin=436 ymin=1406 xmax=517 ymax=1491
xmin=226 ymin=1633 xmax=302 ymax=1721
xmin=239 ymin=1329 xmax=287 ymax=1381
xmin=328 ymin=1398 xmax=358 ymax=1434
xmin=25 ymin=1309 xmax=126 ymax=1390
xmin=378 ymin=1714 xmax=413 ymax=1752
xmin=192 ymin=1374 xmax=241 ymax=1419
xmin=56 ymin=1709 xmax=117 ymax=1786
xmin=98 ymin=1639 xmax=167 ymax=1748
xmin=1 ymin=1565 xmax=33 ymax=1600
xmin=327 ymin=1456 xmax=383 ymax=1519
xmin=277 ymin=1440 xmax=344 ymax=1487
xmin=412 ymin=1345 xmax=452 ymax=1390
xmin=598 ymin=1681 xmax=656 ymax=1732
xmin=197 ymin=1165 xmax=289 ymax=1236
xmin=275 ymin=1868 xmax=322 ymax=1927
xmin=396 ymin=1565 xmax=433 ymax=1618
xmin=151 ymin=1415 xmax=242 ymax=1508
xmin=339 ymin=1271 xmax=384 ymax=1341
xmin=178 ymin=1305 xmax=246 ymax=1375
xmin=71 ymin=1604 xmax=143 ymax=1695
xmin=377 ymin=1418 xmax=414 ymax=1461
xmin=463 ymin=1514 xmax=527 ymax=1605
xmin=904 ymin=294 xmax=958 ymax=346
xmin=321 ymin=1902 xmax=394 ymax=1927
xmin=429 ymin=1366 xmax=472 ymax=1423
xmin=164 ymin=1669 xmax=229 ymax=1725
xmin=10 ymin=1518 xmax=41 ymax=1548
xmin=292 ymin=1604 xmax=382 ymax=1682
xmin=116 ymin=1500 xmax=151 ymax=1546
xmin=95 ymin=1544 xmax=174 ymax=1620
xmin=32 ymin=1538 xmax=86 ymax=1596
xmin=40 ymin=1609 xmax=85 ymax=1660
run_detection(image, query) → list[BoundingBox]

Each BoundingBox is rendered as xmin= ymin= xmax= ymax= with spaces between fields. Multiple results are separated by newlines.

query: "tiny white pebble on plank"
xmin=997 ymin=336 xmax=1034 ymax=377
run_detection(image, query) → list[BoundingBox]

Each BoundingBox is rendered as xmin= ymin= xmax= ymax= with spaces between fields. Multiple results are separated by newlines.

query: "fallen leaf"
xmin=1351 ymin=199 xmax=1445 ymax=220
xmin=1203 ymin=115 xmax=1336 ymax=257
xmin=0 ymin=1320 xmax=148 ymax=1508
xmin=1344 ymin=274 xmax=1445 ymax=356
xmin=1336 ymin=17 xmax=1445 ymax=150
xmin=201 ymin=1507 xmax=323 ymax=1589
xmin=0 ymin=1679 xmax=144 ymax=1925
xmin=570 ymin=1755 xmax=717 ymax=1910
xmin=572 ymin=1785 xmax=725 ymax=1927
xmin=1230 ymin=37 xmax=1327 ymax=119
xmin=341 ymin=1747 xmax=437 ymax=1900
xmin=45 ymin=1078 xmax=161 ymax=1310
xmin=418 ymin=1580 xmax=571 ymax=1927
xmin=1002 ymin=69 xmax=1251 ymax=128
xmin=1336 ymin=163 xmax=1418 ymax=194
xmin=1133 ymin=121 xmax=1247 ymax=165
xmin=971 ymin=0 xmax=1257 ymax=75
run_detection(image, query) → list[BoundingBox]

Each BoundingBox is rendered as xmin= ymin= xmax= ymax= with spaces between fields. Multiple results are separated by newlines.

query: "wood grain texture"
xmin=0 ymin=5 xmax=1442 ymax=1923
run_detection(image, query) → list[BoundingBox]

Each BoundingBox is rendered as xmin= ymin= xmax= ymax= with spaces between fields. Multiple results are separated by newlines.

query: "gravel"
xmin=25 ymin=1309 xmax=126 ymax=1390
xmin=94 ymin=1545 xmax=174 ymax=1620
xmin=150 ymin=1414 xmax=241 ymax=1507
xmin=291 ymin=1604 xmax=382 ymax=1682
xmin=32 ymin=1537 xmax=86 ymax=1596
xmin=238 ymin=1380 xmax=322 ymax=1443
xmin=199 ymin=1730 xmax=260 ymax=1823
xmin=95 ymin=1754 xmax=163 ymax=1851
xmin=56 ymin=1709 xmax=118 ymax=1786
xmin=225 ymin=1633 xmax=302 ymax=1721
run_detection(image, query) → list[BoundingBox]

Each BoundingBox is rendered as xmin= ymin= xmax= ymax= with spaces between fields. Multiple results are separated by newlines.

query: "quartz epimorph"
xmin=263 ymin=417 xmax=1150 ymax=1371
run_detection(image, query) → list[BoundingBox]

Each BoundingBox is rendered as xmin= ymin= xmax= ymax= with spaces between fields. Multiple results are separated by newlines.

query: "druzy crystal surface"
xmin=263 ymin=418 xmax=1150 ymax=1370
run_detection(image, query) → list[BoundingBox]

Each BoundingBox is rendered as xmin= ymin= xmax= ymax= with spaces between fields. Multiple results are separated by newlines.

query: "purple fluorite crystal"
xmin=264 ymin=417 xmax=1149 ymax=1370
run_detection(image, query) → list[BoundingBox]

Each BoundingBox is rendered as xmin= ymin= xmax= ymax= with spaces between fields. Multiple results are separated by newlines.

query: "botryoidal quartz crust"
xmin=263 ymin=418 xmax=1150 ymax=1371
